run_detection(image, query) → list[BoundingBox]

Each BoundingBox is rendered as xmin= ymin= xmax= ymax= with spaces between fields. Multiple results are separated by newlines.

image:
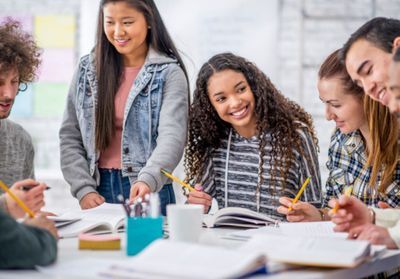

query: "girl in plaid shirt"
xmin=278 ymin=49 xmax=400 ymax=222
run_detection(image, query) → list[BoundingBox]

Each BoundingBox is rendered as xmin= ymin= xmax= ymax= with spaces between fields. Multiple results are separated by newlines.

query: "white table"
xmin=0 ymin=228 xmax=399 ymax=278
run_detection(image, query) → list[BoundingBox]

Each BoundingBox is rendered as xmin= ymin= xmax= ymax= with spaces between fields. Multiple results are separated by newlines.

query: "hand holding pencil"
xmin=331 ymin=186 xmax=353 ymax=214
xmin=1 ymin=179 xmax=47 ymax=218
xmin=277 ymin=177 xmax=323 ymax=222
xmin=160 ymin=169 xmax=212 ymax=213
xmin=328 ymin=194 xmax=372 ymax=232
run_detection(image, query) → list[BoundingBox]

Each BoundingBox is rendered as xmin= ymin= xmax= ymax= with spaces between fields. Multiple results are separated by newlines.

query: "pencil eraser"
xmin=78 ymin=233 xmax=121 ymax=250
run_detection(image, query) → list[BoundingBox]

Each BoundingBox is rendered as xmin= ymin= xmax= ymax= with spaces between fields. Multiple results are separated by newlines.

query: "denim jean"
xmin=97 ymin=168 xmax=175 ymax=216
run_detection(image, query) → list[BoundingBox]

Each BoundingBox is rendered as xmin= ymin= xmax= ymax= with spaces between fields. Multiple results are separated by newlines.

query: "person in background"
xmin=60 ymin=0 xmax=189 ymax=215
xmin=0 ymin=19 xmax=58 ymax=268
xmin=342 ymin=17 xmax=400 ymax=106
xmin=278 ymin=49 xmax=400 ymax=222
xmin=329 ymin=47 xmax=400 ymax=250
xmin=185 ymin=53 xmax=321 ymax=219
xmin=0 ymin=19 xmax=48 ymax=218
xmin=387 ymin=47 xmax=400 ymax=114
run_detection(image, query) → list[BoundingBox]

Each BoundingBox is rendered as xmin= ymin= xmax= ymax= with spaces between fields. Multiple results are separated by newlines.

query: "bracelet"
xmin=369 ymin=208 xmax=376 ymax=224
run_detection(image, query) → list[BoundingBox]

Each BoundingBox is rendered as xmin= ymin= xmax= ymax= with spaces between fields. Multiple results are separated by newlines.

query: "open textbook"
xmin=56 ymin=203 xmax=126 ymax=238
xmin=203 ymin=207 xmax=279 ymax=228
xmin=241 ymin=234 xmax=371 ymax=268
xmin=99 ymin=239 xmax=266 ymax=279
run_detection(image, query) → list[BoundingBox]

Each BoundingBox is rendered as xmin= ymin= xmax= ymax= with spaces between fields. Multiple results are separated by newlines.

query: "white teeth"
xmin=231 ymin=107 xmax=246 ymax=116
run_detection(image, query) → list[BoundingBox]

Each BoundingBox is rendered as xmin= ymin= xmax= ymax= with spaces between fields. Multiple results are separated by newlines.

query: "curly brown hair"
xmin=0 ymin=18 xmax=41 ymax=84
xmin=185 ymin=53 xmax=318 ymax=192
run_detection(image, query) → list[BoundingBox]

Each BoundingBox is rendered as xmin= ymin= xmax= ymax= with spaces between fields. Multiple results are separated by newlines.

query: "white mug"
xmin=167 ymin=204 xmax=203 ymax=243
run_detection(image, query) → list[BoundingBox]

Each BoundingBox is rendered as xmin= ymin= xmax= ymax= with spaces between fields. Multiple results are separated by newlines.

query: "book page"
xmin=241 ymin=234 xmax=370 ymax=268
xmin=105 ymin=239 xmax=266 ymax=278
xmin=279 ymin=221 xmax=347 ymax=238
xmin=81 ymin=203 xmax=125 ymax=228
xmin=203 ymin=207 xmax=279 ymax=228
xmin=57 ymin=203 xmax=126 ymax=237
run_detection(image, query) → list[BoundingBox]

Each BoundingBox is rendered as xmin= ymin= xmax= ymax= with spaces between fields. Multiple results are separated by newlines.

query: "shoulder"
xmin=75 ymin=53 xmax=95 ymax=78
xmin=160 ymin=62 xmax=186 ymax=84
xmin=145 ymin=49 xmax=186 ymax=81
xmin=0 ymin=119 xmax=33 ymax=146
xmin=329 ymin=129 xmax=361 ymax=150
xmin=294 ymin=121 xmax=315 ymax=143
xmin=78 ymin=54 xmax=91 ymax=68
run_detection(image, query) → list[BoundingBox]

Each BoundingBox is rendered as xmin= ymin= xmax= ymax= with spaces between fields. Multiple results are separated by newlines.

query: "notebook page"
xmin=109 ymin=239 xmax=265 ymax=278
xmin=279 ymin=221 xmax=347 ymax=238
xmin=241 ymin=234 xmax=370 ymax=267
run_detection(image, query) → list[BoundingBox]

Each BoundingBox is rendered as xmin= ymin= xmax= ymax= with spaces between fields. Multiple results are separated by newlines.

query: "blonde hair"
xmin=364 ymin=97 xmax=399 ymax=193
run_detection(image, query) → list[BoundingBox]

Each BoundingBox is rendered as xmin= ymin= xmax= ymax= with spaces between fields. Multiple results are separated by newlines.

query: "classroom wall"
xmin=0 ymin=0 xmax=399 ymax=206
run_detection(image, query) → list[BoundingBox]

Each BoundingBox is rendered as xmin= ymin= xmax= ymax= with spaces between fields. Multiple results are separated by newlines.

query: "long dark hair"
xmin=94 ymin=0 xmax=189 ymax=151
xmin=185 ymin=53 xmax=318 ymax=192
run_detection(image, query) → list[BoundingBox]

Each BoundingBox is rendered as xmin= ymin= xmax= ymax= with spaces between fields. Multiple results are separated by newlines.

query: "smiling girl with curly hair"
xmin=185 ymin=53 xmax=322 ymax=219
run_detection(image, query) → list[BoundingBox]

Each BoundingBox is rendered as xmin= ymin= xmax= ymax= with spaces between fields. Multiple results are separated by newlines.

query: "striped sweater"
xmin=200 ymin=126 xmax=322 ymax=221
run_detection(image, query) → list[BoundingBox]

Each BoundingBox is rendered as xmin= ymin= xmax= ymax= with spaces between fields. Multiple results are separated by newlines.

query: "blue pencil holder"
xmin=126 ymin=216 xmax=163 ymax=256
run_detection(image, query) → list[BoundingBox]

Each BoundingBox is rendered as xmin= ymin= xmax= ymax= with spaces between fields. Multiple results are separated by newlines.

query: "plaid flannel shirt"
xmin=322 ymin=129 xmax=400 ymax=208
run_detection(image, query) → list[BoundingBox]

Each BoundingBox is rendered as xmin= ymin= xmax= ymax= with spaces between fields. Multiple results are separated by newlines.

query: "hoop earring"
xmin=18 ymin=82 xmax=28 ymax=92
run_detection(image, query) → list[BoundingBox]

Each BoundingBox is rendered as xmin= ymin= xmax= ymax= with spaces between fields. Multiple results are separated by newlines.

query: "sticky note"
xmin=34 ymin=15 xmax=75 ymax=48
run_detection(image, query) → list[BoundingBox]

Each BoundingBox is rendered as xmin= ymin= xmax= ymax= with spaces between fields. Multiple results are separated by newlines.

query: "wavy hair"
xmin=364 ymin=97 xmax=398 ymax=193
xmin=0 ymin=19 xmax=41 ymax=85
xmin=94 ymin=0 xmax=189 ymax=151
xmin=185 ymin=53 xmax=318 ymax=192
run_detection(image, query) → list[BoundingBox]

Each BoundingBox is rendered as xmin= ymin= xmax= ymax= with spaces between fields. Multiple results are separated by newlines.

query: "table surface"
xmin=0 ymin=227 xmax=399 ymax=279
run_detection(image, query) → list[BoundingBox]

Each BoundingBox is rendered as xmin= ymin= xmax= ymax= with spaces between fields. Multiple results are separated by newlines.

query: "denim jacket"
xmin=60 ymin=48 xmax=188 ymax=201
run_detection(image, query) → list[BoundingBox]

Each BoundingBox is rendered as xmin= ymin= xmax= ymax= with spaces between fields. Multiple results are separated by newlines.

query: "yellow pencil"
xmin=332 ymin=186 xmax=353 ymax=214
xmin=0 ymin=180 xmax=35 ymax=218
xmin=160 ymin=169 xmax=196 ymax=192
xmin=288 ymin=177 xmax=311 ymax=211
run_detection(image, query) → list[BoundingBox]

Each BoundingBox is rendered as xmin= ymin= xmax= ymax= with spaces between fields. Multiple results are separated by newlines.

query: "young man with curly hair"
xmin=0 ymin=19 xmax=49 ymax=219
xmin=0 ymin=19 xmax=58 ymax=269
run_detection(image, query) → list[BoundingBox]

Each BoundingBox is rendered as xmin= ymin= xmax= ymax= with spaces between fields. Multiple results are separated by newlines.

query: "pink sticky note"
xmin=38 ymin=49 xmax=75 ymax=83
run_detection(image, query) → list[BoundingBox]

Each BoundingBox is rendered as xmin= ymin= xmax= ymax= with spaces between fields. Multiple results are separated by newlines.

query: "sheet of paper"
xmin=279 ymin=221 xmax=348 ymax=238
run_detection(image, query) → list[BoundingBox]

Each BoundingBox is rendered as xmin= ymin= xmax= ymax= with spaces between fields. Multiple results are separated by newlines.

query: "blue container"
xmin=126 ymin=217 xmax=163 ymax=256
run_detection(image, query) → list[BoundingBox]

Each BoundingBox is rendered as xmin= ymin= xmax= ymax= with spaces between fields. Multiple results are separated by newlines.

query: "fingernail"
xmin=195 ymin=185 xmax=203 ymax=191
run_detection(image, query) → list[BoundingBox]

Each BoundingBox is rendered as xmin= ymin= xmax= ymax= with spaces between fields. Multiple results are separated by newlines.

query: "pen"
xmin=160 ymin=169 xmax=196 ymax=192
xmin=288 ymin=177 xmax=311 ymax=212
xmin=0 ymin=180 xmax=35 ymax=218
xmin=22 ymin=186 xmax=51 ymax=191
xmin=332 ymin=186 xmax=353 ymax=214
xmin=117 ymin=194 xmax=131 ymax=217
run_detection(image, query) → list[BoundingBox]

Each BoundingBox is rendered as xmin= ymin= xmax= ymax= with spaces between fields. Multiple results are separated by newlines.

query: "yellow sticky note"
xmin=34 ymin=15 xmax=75 ymax=48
